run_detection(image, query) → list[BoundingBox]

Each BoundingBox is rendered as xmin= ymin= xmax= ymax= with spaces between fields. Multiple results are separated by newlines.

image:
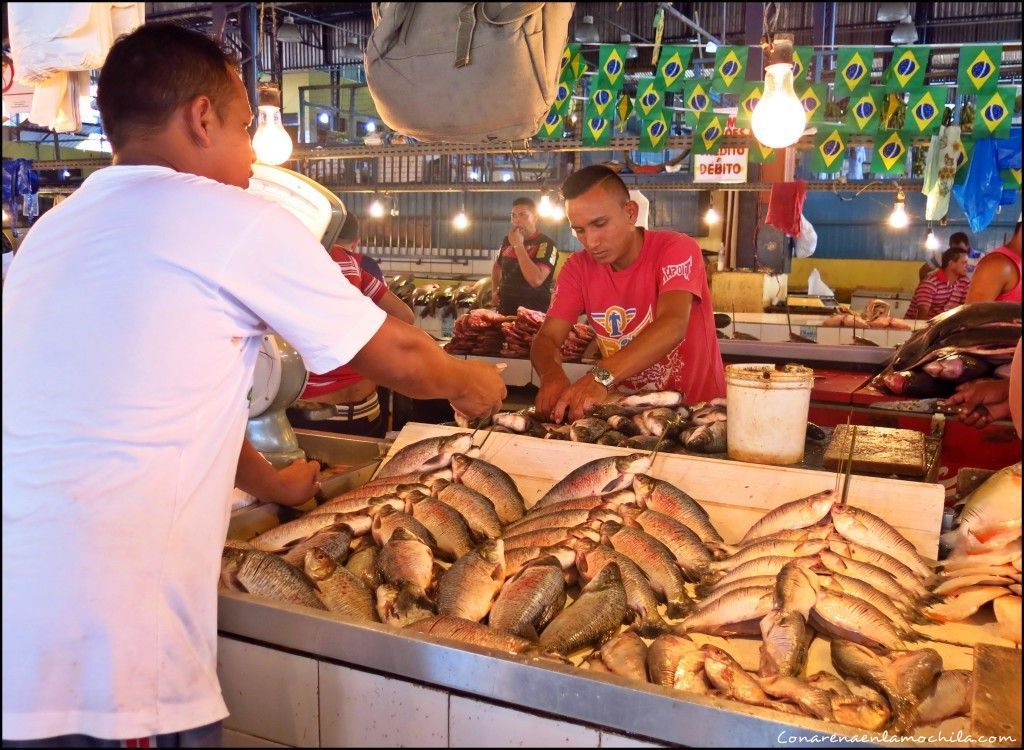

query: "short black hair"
xmin=512 ymin=197 xmax=536 ymax=212
xmin=949 ymin=231 xmax=970 ymax=247
xmin=941 ymin=247 xmax=967 ymax=268
xmin=560 ymin=165 xmax=630 ymax=204
xmin=338 ymin=212 xmax=360 ymax=242
xmin=97 ymin=23 xmax=240 ymax=150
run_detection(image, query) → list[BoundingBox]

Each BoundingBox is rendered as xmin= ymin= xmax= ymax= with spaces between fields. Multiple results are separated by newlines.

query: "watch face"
xmin=591 ymin=367 xmax=614 ymax=386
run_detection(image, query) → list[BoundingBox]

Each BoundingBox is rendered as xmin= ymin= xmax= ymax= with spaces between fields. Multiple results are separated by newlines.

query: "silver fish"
xmin=449 ymin=454 xmax=526 ymax=524
xmin=740 ymin=490 xmax=835 ymax=545
xmin=616 ymin=390 xmax=685 ymax=410
xmin=824 ymin=574 xmax=923 ymax=638
xmin=371 ymin=505 xmax=436 ymax=547
xmin=702 ymin=644 xmax=770 ymax=706
xmin=570 ymin=417 xmax=611 ymax=443
xmin=811 ymin=590 xmax=908 ymax=652
xmin=375 ymin=433 xmax=474 ymax=479
xmin=831 ymin=505 xmax=936 ymax=580
xmin=534 ymin=454 xmax=652 ymax=510
xmin=280 ymin=525 xmax=353 ymax=568
xmin=759 ymin=610 xmax=812 ymax=679
xmin=601 ymin=520 xmax=692 ymax=617
xmin=826 ymin=539 xmax=939 ymax=603
xmin=345 ymin=543 xmax=381 ymax=589
xmin=647 ymin=634 xmax=700 ymax=688
xmin=684 ymin=421 xmax=727 ymax=453
xmin=304 ymin=548 xmax=376 ymax=620
xmin=600 ymin=631 xmax=649 ymax=683
xmin=775 ymin=558 xmax=821 ymax=619
xmin=680 ymin=586 xmax=775 ymax=637
xmin=375 ymin=582 xmax=435 ymax=627
xmin=632 ymin=474 xmax=723 ymax=544
xmin=504 ymin=508 xmax=595 ymax=537
xmin=758 ymin=675 xmax=834 ymax=722
xmin=436 ymin=539 xmax=505 ymax=623
xmin=708 ymin=538 xmax=828 ymax=573
xmin=618 ymin=506 xmax=714 ymax=581
xmin=250 ymin=513 xmax=354 ymax=553
xmin=410 ymin=496 xmax=474 ymax=561
xmin=432 ymin=479 xmax=504 ymax=539
xmin=817 ymin=550 xmax=928 ymax=611
xmin=406 ymin=615 xmax=533 ymax=655
xmin=699 ymin=575 xmax=779 ymax=607
xmin=575 ymin=539 xmax=672 ymax=637
xmin=699 ymin=556 xmax=814 ymax=595
xmin=488 ymin=555 xmax=566 ymax=639
xmin=231 ymin=549 xmax=325 ymax=610
xmin=378 ymin=527 xmax=434 ymax=593
xmin=538 ymin=562 xmax=628 ymax=656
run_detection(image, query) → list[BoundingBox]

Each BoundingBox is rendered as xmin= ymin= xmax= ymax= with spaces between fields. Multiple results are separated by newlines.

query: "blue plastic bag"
xmin=954 ymin=127 xmax=1021 ymax=231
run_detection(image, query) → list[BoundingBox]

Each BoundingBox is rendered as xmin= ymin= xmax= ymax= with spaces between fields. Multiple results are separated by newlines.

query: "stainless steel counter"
xmin=218 ymin=592 xmax=874 ymax=747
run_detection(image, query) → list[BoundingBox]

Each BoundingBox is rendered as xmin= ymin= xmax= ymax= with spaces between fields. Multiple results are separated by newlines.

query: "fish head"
xmin=631 ymin=474 xmax=656 ymax=501
xmin=616 ymin=505 xmax=643 ymax=527
xmin=810 ymin=491 xmax=837 ymax=516
xmin=449 ymin=454 xmax=472 ymax=479
xmin=429 ymin=478 xmax=451 ymax=496
xmin=619 ymin=453 xmax=654 ymax=475
xmin=303 ymin=548 xmax=336 ymax=581
xmin=368 ymin=498 xmax=404 ymax=516
xmin=478 ymin=539 xmax=505 ymax=568
xmin=588 ymin=507 xmax=623 ymax=526
xmin=598 ymin=520 xmax=624 ymax=545
xmin=796 ymin=539 xmax=830 ymax=557
xmin=442 ymin=433 xmax=475 ymax=456
xmin=829 ymin=696 xmax=890 ymax=732
xmin=587 ymin=560 xmax=622 ymax=590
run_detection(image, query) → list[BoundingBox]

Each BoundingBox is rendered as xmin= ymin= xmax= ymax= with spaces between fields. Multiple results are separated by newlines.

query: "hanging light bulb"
xmin=340 ymin=35 xmax=363 ymax=60
xmin=574 ymin=15 xmax=600 ymax=44
xmin=537 ymin=192 xmax=554 ymax=218
xmin=277 ymin=16 xmax=303 ymax=44
xmin=548 ymin=202 xmax=565 ymax=222
xmin=252 ymin=97 xmax=293 ymax=165
xmin=924 ymin=229 xmax=940 ymax=251
xmin=750 ymin=33 xmax=807 ymax=149
xmin=452 ymin=209 xmax=470 ymax=230
xmin=704 ymin=40 xmax=718 ymax=54
xmin=889 ymin=189 xmax=910 ymax=229
xmin=368 ymin=198 xmax=385 ymax=218
xmin=704 ymin=206 xmax=721 ymax=225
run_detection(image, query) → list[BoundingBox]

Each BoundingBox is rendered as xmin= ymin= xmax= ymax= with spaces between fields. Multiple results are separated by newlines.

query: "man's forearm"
xmin=599 ymin=316 xmax=687 ymax=385
xmin=531 ymin=332 xmax=566 ymax=381
xmin=236 ymin=438 xmax=282 ymax=499
xmin=513 ymin=246 xmax=548 ymax=287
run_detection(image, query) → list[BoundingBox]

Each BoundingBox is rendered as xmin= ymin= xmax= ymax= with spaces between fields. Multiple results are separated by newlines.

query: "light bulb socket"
xmin=762 ymin=33 xmax=794 ymax=69
xmin=257 ymin=82 xmax=282 ymax=108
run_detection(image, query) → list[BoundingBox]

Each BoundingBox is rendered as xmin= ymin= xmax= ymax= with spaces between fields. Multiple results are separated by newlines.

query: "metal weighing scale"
xmin=243 ymin=164 xmax=347 ymax=466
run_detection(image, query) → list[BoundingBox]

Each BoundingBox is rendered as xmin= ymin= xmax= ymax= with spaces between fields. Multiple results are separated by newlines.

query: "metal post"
xmin=657 ymin=2 xmax=721 ymax=46
xmin=239 ymin=4 xmax=259 ymax=125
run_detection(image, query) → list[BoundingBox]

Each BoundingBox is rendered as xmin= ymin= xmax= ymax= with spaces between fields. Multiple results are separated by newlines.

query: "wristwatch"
xmin=588 ymin=366 xmax=615 ymax=388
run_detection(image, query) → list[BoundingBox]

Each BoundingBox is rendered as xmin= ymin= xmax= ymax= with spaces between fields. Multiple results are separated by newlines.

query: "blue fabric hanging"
xmin=954 ymin=127 xmax=1021 ymax=231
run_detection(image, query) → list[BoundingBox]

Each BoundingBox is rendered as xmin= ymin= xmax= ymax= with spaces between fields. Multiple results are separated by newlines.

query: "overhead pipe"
xmin=657 ymin=2 xmax=722 ymax=47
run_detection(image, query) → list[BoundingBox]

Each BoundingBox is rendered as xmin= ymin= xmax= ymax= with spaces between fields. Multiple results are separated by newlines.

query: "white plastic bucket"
xmin=725 ymin=363 xmax=815 ymax=466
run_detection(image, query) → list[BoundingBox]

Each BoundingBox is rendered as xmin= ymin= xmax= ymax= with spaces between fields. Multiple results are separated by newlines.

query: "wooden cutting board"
xmin=822 ymin=424 xmax=927 ymax=477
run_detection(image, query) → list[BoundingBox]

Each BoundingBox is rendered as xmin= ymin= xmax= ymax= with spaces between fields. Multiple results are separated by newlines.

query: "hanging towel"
xmin=765 ymin=180 xmax=807 ymax=237
xmin=922 ymin=124 xmax=962 ymax=221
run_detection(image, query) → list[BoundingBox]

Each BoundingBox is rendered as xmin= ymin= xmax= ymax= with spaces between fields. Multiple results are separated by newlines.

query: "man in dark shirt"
xmin=490 ymin=197 xmax=559 ymax=315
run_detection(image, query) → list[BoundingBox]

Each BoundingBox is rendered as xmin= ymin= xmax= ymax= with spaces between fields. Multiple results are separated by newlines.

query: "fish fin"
xmin=916 ymin=592 xmax=945 ymax=608
xmin=705 ymin=541 xmax=736 ymax=560
xmin=634 ymin=615 xmax=672 ymax=638
xmin=666 ymin=598 xmax=694 ymax=619
xmin=888 ymin=696 xmax=919 ymax=736
xmin=521 ymin=623 xmax=540 ymax=641
xmin=694 ymin=578 xmax=721 ymax=598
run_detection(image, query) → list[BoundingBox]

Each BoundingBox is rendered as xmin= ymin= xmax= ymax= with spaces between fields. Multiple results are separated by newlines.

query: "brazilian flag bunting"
xmin=615 ymin=92 xmax=634 ymax=131
xmin=747 ymin=139 xmax=777 ymax=164
xmin=792 ymin=46 xmax=813 ymax=82
xmin=957 ymin=45 xmax=1002 ymax=95
xmin=846 ymin=86 xmax=884 ymax=133
xmin=635 ymin=78 xmax=666 ymax=121
xmin=871 ymin=130 xmax=909 ymax=175
xmin=834 ymin=48 xmax=873 ymax=98
xmin=639 ymin=112 xmax=671 ymax=152
xmin=903 ymin=87 xmax=948 ymax=135
xmin=1002 ymin=168 xmax=1022 ymax=191
xmin=711 ymin=46 xmax=748 ymax=93
xmin=589 ymin=85 xmax=616 ymax=119
xmin=799 ymin=83 xmax=828 ymax=123
xmin=597 ymin=44 xmax=629 ymax=91
xmin=551 ymin=77 xmax=574 ymax=116
xmin=684 ymin=81 xmax=712 ymax=126
xmin=806 ymin=126 xmax=848 ymax=173
xmin=559 ymin=44 xmax=580 ymax=76
xmin=975 ymin=86 xmax=1016 ymax=138
xmin=692 ymin=112 xmax=727 ymax=155
xmin=953 ymin=138 xmax=974 ymax=186
xmin=885 ymin=46 xmax=930 ymax=92
xmin=582 ymin=110 xmax=613 ymax=146
xmin=656 ymin=45 xmax=692 ymax=92
xmin=537 ymin=110 xmax=564 ymax=140
xmin=736 ymin=82 xmax=764 ymax=126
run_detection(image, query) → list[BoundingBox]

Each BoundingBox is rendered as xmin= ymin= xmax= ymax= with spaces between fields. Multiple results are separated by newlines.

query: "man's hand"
xmin=508 ymin=227 xmax=525 ymax=249
xmin=270 ymin=458 xmax=321 ymax=506
xmin=551 ymin=373 xmax=608 ymax=424
xmin=535 ymin=370 xmax=572 ymax=422
xmin=450 ymin=360 xmax=507 ymax=420
xmin=946 ymin=379 xmax=1011 ymax=428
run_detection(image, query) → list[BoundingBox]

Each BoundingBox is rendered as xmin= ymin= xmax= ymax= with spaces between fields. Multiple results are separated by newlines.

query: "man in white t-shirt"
xmin=1 ymin=24 xmax=506 ymax=748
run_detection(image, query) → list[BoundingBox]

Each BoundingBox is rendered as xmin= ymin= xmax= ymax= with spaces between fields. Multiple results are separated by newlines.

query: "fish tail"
xmin=705 ymin=540 xmax=736 ymax=559
xmin=888 ymin=697 xmax=919 ymax=736
xmin=666 ymin=597 xmax=694 ymax=619
xmin=916 ymin=592 xmax=945 ymax=608
xmin=634 ymin=614 xmax=673 ymax=638
xmin=694 ymin=577 xmax=721 ymax=597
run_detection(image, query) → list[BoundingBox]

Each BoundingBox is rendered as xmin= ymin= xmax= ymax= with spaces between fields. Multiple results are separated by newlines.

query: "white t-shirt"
xmin=1 ymin=165 xmax=386 ymax=740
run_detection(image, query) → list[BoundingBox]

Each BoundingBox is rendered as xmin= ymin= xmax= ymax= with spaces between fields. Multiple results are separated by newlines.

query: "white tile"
xmin=814 ymin=327 xmax=842 ymax=346
xmin=733 ymin=322 xmax=762 ymax=340
xmin=449 ymin=695 xmax=601 ymax=748
xmin=222 ymin=728 xmax=291 ymax=748
xmin=600 ymin=731 xmax=673 ymax=748
xmin=887 ymin=328 xmax=914 ymax=347
xmin=319 ymin=662 xmax=449 ymax=747
xmin=759 ymin=324 xmax=789 ymax=342
xmin=857 ymin=329 xmax=889 ymax=346
xmin=217 ymin=637 xmax=319 ymax=747
xmin=470 ymin=259 xmax=495 ymax=276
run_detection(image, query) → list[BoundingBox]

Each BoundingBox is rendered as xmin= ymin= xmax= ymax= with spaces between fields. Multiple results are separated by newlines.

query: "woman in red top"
xmin=967 ymin=221 xmax=1022 ymax=304
xmin=531 ymin=165 xmax=725 ymax=423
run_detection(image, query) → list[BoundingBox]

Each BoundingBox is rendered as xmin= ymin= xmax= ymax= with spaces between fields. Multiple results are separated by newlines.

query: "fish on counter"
xmin=436 ymin=540 xmax=505 ymax=623
xmin=304 ymin=548 xmax=377 ymax=620
xmin=575 ymin=539 xmax=672 ymax=637
xmin=599 ymin=631 xmax=649 ymax=683
xmin=376 ymin=582 xmax=435 ymax=627
xmin=489 ymin=555 xmax=566 ymax=639
xmin=538 ymin=563 xmax=628 ymax=656
xmin=533 ymin=454 xmax=652 ymax=510
xmin=374 ymin=432 xmax=475 ymax=480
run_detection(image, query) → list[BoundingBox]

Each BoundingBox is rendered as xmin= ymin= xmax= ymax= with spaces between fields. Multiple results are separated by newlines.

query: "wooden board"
xmin=971 ymin=644 xmax=1022 ymax=746
xmin=823 ymin=423 xmax=927 ymax=478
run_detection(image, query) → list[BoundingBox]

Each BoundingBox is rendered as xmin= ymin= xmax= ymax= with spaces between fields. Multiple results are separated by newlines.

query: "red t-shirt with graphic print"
xmin=301 ymin=246 xmax=388 ymax=398
xmin=546 ymin=229 xmax=725 ymax=403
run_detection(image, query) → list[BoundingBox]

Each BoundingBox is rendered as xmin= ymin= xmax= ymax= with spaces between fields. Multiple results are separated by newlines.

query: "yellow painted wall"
xmin=790 ymin=258 xmax=923 ymax=298
xmin=281 ymin=71 xmax=378 ymax=118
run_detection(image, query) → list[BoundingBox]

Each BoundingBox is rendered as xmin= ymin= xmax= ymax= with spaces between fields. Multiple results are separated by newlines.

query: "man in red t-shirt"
xmin=532 ymin=165 xmax=725 ymax=423
xmin=287 ymin=214 xmax=414 ymax=437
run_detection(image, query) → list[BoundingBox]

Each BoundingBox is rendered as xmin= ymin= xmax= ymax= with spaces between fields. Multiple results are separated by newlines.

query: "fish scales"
xmin=740 ymin=490 xmax=835 ymax=545
xmin=619 ymin=507 xmax=713 ymax=580
xmin=436 ymin=540 xmax=505 ymax=623
xmin=601 ymin=521 xmax=692 ymax=616
xmin=576 ymin=541 xmax=671 ymax=637
xmin=304 ymin=549 xmax=377 ymax=620
xmin=411 ymin=497 xmax=474 ymax=561
xmin=534 ymin=454 xmax=650 ymax=510
xmin=234 ymin=550 xmax=326 ymax=610
xmin=375 ymin=433 xmax=474 ymax=479
xmin=538 ymin=563 xmax=628 ymax=656
xmin=449 ymin=454 xmax=525 ymax=524
xmin=680 ymin=586 xmax=775 ymax=637
xmin=433 ymin=481 xmax=504 ymax=539
xmin=632 ymin=475 xmax=722 ymax=544
xmin=600 ymin=631 xmax=649 ymax=683
xmin=406 ymin=615 xmax=533 ymax=655
xmin=489 ymin=557 xmax=566 ymax=638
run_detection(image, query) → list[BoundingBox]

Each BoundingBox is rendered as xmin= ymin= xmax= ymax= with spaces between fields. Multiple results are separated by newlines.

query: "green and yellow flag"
xmin=582 ymin=111 xmax=613 ymax=146
xmin=792 ymin=46 xmax=813 ymax=82
xmin=903 ymin=87 xmax=948 ymax=135
xmin=656 ymin=45 xmax=692 ymax=92
xmin=747 ymin=139 xmax=776 ymax=164
xmin=639 ymin=112 xmax=671 ymax=152
xmin=799 ymin=83 xmax=828 ymax=123
xmin=692 ymin=112 xmax=727 ymax=155
xmin=615 ymin=91 xmax=633 ymax=131
xmin=635 ymin=78 xmax=666 ymax=121
xmin=597 ymin=44 xmax=629 ymax=91
xmin=684 ymin=81 xmax=712 ymax=126
xmin=1002 ymin=167 xmax=1022 ymax=191
xmin=589 ymin=85 xmax=616 ymax=119
xmin=953 ymin=138 xmax=974 ymax=186
xmin=559 ymin=44 xmax=579 ymax=76
xmin=736 ymin=82 xmax=764 ymax=126
xmin=846 ymin=86 xmax=884 ymax=133
xmin=806 ymin=126 xmax=848 ymax=173
xmin=975 ymin=86 xmax=1016 ymax=138
xmin=551 ymin=77 xmax=574 ymax=117
xmin=958 ymin=45 xmax=1002 ymax=95
xmin=537 ymin=110 xmax=564 ymax=140
xmin=871 ymin=130 xmax=909 ymax=175
xmin=885 ymin=46 xmax=930 ymax=91
xmin=834 ymin=48 xmax=873 ymax=98
xmin=711 ymin=46 xmax=748 ymax=93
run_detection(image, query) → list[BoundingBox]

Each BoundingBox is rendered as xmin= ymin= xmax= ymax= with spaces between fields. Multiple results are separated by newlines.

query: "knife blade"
xmin=871 ymin=398 xmax=962 ymax=415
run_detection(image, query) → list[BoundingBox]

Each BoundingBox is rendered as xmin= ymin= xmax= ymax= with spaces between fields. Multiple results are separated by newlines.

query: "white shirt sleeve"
xmin=219 ymin=205 xmax=387 ymax=374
